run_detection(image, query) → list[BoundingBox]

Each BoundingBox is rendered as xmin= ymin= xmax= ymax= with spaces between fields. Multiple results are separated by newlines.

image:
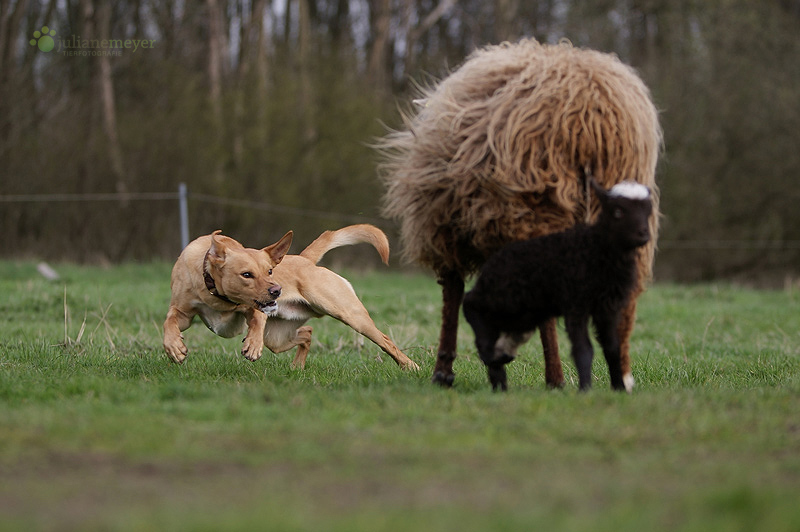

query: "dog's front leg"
xmin=163 ymin=306 xmax=194 ymax=363
xmin=241 ymin=309 xmax=267 ymax=361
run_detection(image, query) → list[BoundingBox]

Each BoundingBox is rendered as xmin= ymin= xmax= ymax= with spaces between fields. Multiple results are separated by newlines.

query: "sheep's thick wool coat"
xmin=379 ymin=39 xmax=661 ymax=285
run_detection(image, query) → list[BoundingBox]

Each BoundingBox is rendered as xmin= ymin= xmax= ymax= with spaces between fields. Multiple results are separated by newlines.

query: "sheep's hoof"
xmin=431 ymin=370 xmax=455 ymax=387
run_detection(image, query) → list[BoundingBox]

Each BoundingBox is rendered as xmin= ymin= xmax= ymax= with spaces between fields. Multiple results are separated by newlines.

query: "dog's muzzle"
xmin=256 ymin=300 xmax=278 ymax=314
xmin=255 ymin=284 xmax=281 ymax=314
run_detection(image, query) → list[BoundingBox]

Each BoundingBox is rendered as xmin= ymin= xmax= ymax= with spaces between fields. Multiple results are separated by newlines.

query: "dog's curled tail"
xmin=299 ymin=224 xmax=390 ymax=265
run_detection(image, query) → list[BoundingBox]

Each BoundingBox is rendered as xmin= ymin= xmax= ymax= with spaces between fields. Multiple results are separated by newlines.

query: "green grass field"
xmin=1 ymin=261 xmax=799 ymax=531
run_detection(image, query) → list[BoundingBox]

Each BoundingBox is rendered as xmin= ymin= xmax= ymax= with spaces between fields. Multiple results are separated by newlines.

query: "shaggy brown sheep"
xmin=463 ymin=180 xmax=653 ymax=391
xmin=378 ymin=39 xmax=661 ymax=390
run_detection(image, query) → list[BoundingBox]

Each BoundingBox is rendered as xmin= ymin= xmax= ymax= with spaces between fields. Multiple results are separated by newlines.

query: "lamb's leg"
xmin=433 ymin=270 xmax=464 ymax=387
xmin=540 ymin=318 xmax=564 ymax=388
xmin=594 ymin=313 xmax=625 ymax=391
xmin=487 ymin=362 xmax=510 ymax=392
xmin=565 ymin=314 xmax=594 ymax=391
xmin=617 ymin=295 xmax=639 ymax=392
xmin=463 ymin=295 xmax=505 ymax=391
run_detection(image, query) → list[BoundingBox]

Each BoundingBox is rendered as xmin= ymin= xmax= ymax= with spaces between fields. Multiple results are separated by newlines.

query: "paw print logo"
xmin=30 ymin=26 xmax=56 ymax=53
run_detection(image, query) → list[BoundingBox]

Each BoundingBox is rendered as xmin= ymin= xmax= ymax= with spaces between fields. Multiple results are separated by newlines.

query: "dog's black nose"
xmin=268 ymin=285 xmax=282 ymax=299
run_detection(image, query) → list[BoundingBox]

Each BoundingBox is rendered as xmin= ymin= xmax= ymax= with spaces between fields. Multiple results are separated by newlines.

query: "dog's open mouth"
xmin=255 ymin=299 xmax=278 ymax=314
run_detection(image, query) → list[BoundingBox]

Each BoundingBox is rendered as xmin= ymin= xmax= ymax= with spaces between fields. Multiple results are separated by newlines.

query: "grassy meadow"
xmin=0 ymin=260 xmax=799 ymax=531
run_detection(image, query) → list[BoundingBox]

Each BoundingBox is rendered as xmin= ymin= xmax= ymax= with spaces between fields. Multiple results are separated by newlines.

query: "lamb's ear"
xmin=589 ymin=178 xmax=608 ymax=202
xmin=263 ymin=231 xmax=293 ymax=265
xmin=207 ymin=230 xmax=227 ymax=263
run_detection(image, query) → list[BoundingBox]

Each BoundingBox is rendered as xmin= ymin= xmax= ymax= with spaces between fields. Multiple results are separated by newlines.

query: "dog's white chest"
xmin=272 ymin=298 xmax=321 ymax=321
xmin=198 ymin=308 xmax=247 ymax=338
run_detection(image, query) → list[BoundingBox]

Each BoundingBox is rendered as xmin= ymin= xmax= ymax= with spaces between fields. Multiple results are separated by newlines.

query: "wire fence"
xmin=189 ymin=193 xmax=386 ymax=224
xmin=0 ymin=183 xmax=387 ymax=251
xmin=1 ymin=185 xmax=799 ymax=281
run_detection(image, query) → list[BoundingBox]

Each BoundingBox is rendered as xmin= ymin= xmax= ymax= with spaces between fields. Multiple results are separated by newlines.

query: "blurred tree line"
xmin=1 ymin=0 xmax=799 ymax=283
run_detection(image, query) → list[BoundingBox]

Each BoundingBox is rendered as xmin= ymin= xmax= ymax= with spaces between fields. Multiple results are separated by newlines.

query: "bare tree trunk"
xmin=0 ymin=0 xmax=29 ymax=157
xmin=297 ymin=0 xmax=316 ymax=144
xmin=206 ymin=0 xmax=227 ymax=184
xmin=233 ymin=0 xmax=268 ymax=168
xmin=96 ymin=2 xmax=126 ymax=192
xmin=0 ymin=0 xmax=9 ymax=74
xmin=153 ymin=0 xmax=178 ymax=56
xmin=494 ymin=0 xmax=519 ymax=41
xmin=367 ymin=0 xmax=391 ymax=89
xmin=283 ymin=0 xmax=291 ymax=45
xmin=79 ymin=0 xmax=126 ymax=193
xmin=207 ymin=0 xmax=224 ymax=125
xmin=330 ymin=0 xmax=350 ymax=48
xmin=402 ymin=0 xmax=456 ymax=83
xmin=0 ymin=0 xmax=29 ymax=76
xmin=253 ymin=0 xmax=268 ymax=85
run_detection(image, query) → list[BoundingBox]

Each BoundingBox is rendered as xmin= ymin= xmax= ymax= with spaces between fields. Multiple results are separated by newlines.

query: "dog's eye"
xmin=241 ymin=272 xmax=254 ymax=279
xmin=613 ymin=208 xmax=624 ymax=219
xmin=268 ymin=269 xmax=273 ymax=276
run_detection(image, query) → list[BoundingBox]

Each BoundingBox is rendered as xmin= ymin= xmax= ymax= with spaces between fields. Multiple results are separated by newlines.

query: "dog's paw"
xmin=164 ymin=335 xmax=188 ymax=364
xmin=241 ymin=335 xmax=264 ymax=361
xmin=402 ymin=359 xmax=421 ymax=371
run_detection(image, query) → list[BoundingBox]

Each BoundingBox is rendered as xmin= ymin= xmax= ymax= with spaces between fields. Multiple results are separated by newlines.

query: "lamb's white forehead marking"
xmin=609 ymin=181 xmax=650 ymax=200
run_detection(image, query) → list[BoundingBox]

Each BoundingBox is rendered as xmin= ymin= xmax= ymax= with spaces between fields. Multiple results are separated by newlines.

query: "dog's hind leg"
xmin=337 ymin=309 xmax=420 ymax=371
xmin=302 ymin=268 xmax=419 ymax=370
xmin=263 ymin=320 xmax=314 ymax=369
xmin=288 ymin=326 xmax=313 ymax=369
xmin=301 ymin=270 xmax=420 ymax=371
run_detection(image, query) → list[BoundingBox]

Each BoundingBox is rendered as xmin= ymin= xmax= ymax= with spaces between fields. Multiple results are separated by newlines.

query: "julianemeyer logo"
xmin=30 ymin=25 xmax=155 ymax=56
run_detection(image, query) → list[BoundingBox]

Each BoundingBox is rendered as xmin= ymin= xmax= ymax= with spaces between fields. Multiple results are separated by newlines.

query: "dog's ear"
xmin=263 ymin=231 xmax=293 ymax=265
xmin=208 ymin=230 xmax=227 ymax=264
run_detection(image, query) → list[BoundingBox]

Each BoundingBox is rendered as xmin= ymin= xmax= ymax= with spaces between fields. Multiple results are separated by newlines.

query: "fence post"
xmin=179 ymin=183 xmax=189 ymax=250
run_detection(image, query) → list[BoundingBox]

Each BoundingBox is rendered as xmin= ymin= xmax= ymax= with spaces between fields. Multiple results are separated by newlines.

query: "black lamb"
xmin=463 ymin=179 xmax=653 ymax=391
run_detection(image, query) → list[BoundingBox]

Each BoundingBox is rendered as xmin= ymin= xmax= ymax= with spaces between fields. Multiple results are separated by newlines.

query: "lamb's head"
xmin=592 ymin=179 xmax=653 ymax=250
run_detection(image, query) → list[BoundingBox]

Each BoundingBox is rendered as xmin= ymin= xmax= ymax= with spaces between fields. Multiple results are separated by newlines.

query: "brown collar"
xmin=203 ymin=251 xmax=236 ymax=305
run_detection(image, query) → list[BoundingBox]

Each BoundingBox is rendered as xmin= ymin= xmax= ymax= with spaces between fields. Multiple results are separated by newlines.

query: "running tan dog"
xmin=163 ymin=224 xmax=419 ymax=370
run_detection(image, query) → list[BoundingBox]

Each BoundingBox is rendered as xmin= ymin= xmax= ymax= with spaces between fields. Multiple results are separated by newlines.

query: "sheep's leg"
xmin=616 ymin=295 xmax=639 ymax=392
xmin=594 ymin=313 xmax=625 ymax=391
xmin=433 ymin=270 xmax=464 ymax=387
xmin=540 ymin=318 xmax=564 ymax=388
xmin=565 ymin=314 xmax=594 ymax=391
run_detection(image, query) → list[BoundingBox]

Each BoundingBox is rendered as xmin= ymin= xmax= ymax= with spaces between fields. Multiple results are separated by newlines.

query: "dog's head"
xmin=204 ymin=230 xmax=293 ymax=313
